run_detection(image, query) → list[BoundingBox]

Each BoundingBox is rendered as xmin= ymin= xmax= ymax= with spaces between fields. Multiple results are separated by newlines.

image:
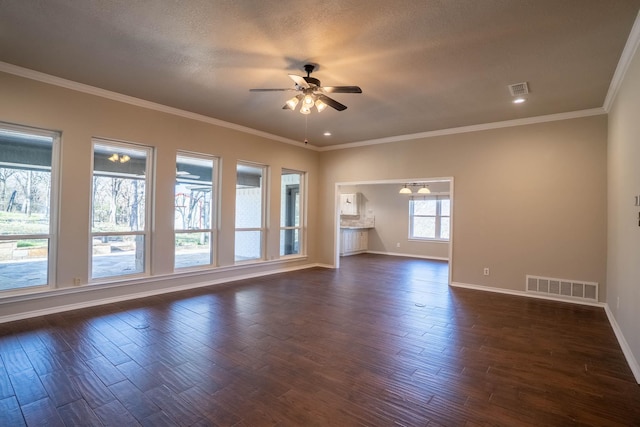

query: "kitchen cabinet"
xmin=340 ymin=228 xmax=369 ymax=255
xmin=340 ymin=193 xmax=360 ymax=216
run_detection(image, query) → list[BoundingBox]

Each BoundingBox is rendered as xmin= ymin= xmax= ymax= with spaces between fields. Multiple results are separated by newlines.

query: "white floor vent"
xmin=526 ymin=275 xmax=598 ymax=303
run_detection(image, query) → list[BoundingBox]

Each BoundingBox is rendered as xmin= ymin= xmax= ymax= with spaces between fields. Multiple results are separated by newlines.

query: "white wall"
xmin=607 ymin=39 xmax=640 ymax=380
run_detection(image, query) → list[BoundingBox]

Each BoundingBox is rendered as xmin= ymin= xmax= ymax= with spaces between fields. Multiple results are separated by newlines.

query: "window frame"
xmin=279 ymin=168 xmax=305 ymax=258
xmin=89 ymin=138 xmax=153 ymax=282
xmin=408 ymin=195 xmax=450 ymax=242
xmin=174 ymin=151 xmax=219 ymax=270
xmin=0 ymin=122 xmax=60 ymax=293
xmin=234 ymin=161 xmax=268 ymax=263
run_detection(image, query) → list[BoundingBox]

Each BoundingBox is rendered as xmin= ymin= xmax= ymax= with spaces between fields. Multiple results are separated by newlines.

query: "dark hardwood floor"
xmin=0 ymin=254 xmax=639 ymax=426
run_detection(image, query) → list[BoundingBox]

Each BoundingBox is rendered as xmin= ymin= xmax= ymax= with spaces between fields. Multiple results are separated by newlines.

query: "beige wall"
xmin=608 ymin=44 xmax=640 ymax=375
xmin=0 ymin=72 xmax=319 ymax=317
xmin=320 ymin=116 xmax=608 ymax=297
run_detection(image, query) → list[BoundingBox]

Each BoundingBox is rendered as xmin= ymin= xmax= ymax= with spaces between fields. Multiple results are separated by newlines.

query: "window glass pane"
xmin=93 ymin=143 xmax=147 ymax=174
xmin=235 ymin=230 xmax=261 ymax=262
xmin=413 ymin=199 xmax=436 ymax=215
xmin=175 ymin=156 xmax=213 ymax=231
xmin=92 ymin=176 xmax=146 ymax=232
xmin=92 ymin=143 xmax=147 ymax=233
xmin=235 ymin=164 xmax=263 ymax=229
xmin=0 ymin=239 xmax=49 ymax=290
xmin=440 ymin=217 xmax=450 ymax=239
xmin=175 ymin=232 xmax=211 ymax=269
xmin=412 ymin=217 xmax=436 ymax=239
xmin=0 ymin=129 xmax=53 ymax=234
xmin=280 ymin=229 xmax=300 ymax=256
xmin=92 ymin=234 xmax=144 ymax=279
xmin=280 ymin=172 xmax=301 ymax=227
xmin=441 ymin=198 xmax=451 ymax=216
xmin=0 ymin=170 xmax=52 ymax=235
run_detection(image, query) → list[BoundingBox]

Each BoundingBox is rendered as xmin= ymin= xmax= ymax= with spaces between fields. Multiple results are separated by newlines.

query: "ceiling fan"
xmin=250 ymin=64 xmax=362 ymax=114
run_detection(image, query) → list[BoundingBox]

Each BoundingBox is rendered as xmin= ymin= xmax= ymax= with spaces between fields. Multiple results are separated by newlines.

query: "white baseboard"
xmin=451 ymin=281 xmax=640 ymax=384
xmin=314 ymin=263 xmax=336 ymax=269
xmin=366 ymin=250 xmax=448 ymax=261
xmin=603 ymin=304 xmax=640 ymax=384
xmin=451 ymin=281 xmax=605 ymax=307
xmin=0 ymin=263 xmax=319 ymax=324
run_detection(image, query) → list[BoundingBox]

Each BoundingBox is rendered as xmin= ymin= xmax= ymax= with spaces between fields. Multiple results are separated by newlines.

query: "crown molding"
xmin=0 ymin=61 xmax=318 ymax=151
xmin=0 ymin=61 xmax=610 ymax=153
xmin=318 ymin=108 xmax=606 ymax=152
xmin=604 ymin=10 xmax=640 ymax=112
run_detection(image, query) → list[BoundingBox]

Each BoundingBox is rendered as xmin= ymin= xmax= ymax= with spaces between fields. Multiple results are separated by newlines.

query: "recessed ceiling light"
xmin=513 ymin=98 xmax=527 ymax=104
xmin=323 ymin=132 xmax=332 ymax=136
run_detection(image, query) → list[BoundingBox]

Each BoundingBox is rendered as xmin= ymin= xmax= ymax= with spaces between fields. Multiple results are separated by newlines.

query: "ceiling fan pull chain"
xmin=304 ymin=115 xmax=308 ymax=144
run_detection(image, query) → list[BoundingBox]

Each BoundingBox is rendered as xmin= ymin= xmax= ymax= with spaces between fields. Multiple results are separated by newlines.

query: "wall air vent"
xmin=526 ymin=275 xmax=598 ymax=303
xmin=508 ymin=82 xmax=529 ymax=96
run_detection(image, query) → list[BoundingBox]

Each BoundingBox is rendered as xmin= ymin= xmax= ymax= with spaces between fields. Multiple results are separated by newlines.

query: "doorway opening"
xmin=335 ymin=177 xmax=454 ymax=286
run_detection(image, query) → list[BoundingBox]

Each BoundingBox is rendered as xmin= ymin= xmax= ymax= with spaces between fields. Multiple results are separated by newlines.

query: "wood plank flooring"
xmin=0 ymin=254 xmax=639 ymax=426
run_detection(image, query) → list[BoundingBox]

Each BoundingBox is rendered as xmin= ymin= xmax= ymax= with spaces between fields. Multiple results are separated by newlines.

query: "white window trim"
xmin=280 ymin=168 xmax=306 ymax=258
xmin=0 ymin=122 xmax=60 ymax=293
xmin=89 ymin=138 xmax=153 ymax=282
xmin=235 ymin=161 xmax=268 ymax=263
xmin=408 ymin=194 xmax=451 ymax=242
xmin=174 ymin=151 xmax=219 ymax=270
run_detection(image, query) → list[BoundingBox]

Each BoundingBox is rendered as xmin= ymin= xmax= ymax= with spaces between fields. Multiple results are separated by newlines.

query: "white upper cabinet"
xmin=340 ymin=193 xmax=360 ymax=215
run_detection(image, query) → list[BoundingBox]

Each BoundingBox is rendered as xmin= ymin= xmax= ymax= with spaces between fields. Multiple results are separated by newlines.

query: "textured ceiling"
xmin=1 ymin=1 xmax=639 ymax=148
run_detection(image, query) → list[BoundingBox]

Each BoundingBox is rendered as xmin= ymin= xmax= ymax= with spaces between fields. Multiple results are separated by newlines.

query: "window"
xmin=409 ymin=196 xmax=450 ymax=240
xmin=174 ymin=153 xmax=218 ymax=269
xmin=91 ymin=140 xmax=152 ymax=280
xmin=280 ymin=170 xmax=304 ymax=256
xmin=235 ymin=162 xmax=266 ymax=262
xmin=0 ymin=124 xmax=59 ymax=292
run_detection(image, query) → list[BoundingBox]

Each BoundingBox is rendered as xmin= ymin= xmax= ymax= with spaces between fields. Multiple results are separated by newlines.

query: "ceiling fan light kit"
xmin=250 ymin=64 xmax=362 ymax=114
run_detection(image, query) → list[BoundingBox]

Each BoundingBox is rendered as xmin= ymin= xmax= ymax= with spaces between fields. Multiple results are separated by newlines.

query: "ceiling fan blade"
xmin=249 ymin=88 xmax=296 ymax=92
xmin=322 ymin=86 xmax=362 ymax=94
xmin=318 ymin=94 xmax=347 ymax=111
xmin=288 ymin=74 xmax=310 ymax=89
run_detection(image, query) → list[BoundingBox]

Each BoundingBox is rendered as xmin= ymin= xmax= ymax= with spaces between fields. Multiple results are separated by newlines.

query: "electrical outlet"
xmin=483 ymin=268 xmax=490 ymax=276
xmin=73 ymin=277 xmax=81 ymax=286
xmin=396 ymin=242 xmax=400 ymax=248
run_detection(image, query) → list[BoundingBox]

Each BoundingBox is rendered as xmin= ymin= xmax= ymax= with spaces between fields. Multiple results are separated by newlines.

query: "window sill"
xmin=0 ymin=255 xmax=309 ymax=305
xmin=408 ymin=238 xmax=450 ymax=243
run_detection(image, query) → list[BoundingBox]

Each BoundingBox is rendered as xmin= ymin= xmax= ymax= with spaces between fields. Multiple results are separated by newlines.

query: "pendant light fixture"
xmin=417 ymin=184 xmax=431 ymax=194
xmin=399 ymin=184 xmax=412 ymax=194
xmin=399 ymin=183 xmax=432 ymax=194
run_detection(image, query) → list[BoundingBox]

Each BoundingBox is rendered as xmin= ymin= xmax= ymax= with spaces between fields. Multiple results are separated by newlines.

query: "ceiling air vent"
xmin=508 ymin=82 xmax=529 ymax=96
